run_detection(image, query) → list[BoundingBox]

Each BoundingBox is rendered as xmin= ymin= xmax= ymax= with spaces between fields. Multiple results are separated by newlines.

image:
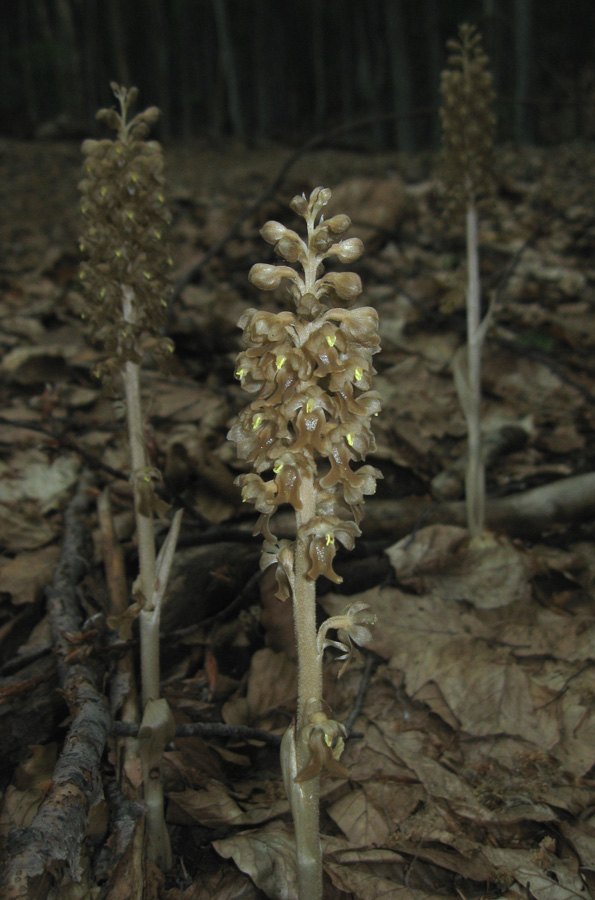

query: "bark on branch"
xmin=1 ymin=479 xmax=111 ymax=900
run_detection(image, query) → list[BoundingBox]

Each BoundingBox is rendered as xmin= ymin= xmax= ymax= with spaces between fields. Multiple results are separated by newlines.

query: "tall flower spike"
xmin=79 ymin=83 xmax=173 ymax=385
xmin=78 ymin=85 xmax=181 ymax=869
xmin=440 ymin=28 xmax=496 ymax=538
xmin=440 ymin=23 xmax=496 ymax=208
xmin=229 ymin=187 xmax=381 ymax=900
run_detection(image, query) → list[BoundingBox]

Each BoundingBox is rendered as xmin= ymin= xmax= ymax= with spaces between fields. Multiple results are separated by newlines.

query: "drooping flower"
xmin=296 ymin=703 xmax=349 ymax=783
xmin=317 ymin=601 xmax=377 ymax=676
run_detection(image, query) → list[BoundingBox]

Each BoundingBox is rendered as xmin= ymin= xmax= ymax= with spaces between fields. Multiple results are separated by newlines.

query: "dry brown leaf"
xmin=0 ymin=744 xmax=57 ymax=837
xmin=167 ymin=782 xmax=245 ymax=827
xmin=169 ymin=778 xmax=291 ymax=829
xmin=223 ymin=648 xmax=296 ymax=728
xmin=324 ymin=176 xmax=408 ymax=251
xmin=0 ymin=450 xmax=80 ymax=512
xmin=323 ymin=836 xmax=431 ymax=900
xmin=214 ymin=821 xmax=298 ymax=900
xmin=166 ymin=867 xmax=262 ymax=900
xmin=331 ymin=781 xmax=425 ymax=848
xmin=481 ymin=846 xmax=587 ymax=900
xmin=386 ymin=525 xmax=532 ymax=609
xmin=0 ymin=545 xmax=61 ymax=605
xmin=0 ymin=500 xmax=60 ymax=551
xmin=326 ymin=787 xmax=393 ymax=846
xmin=260 ymin=566 xmax=296 ymax=660
xmin=323 ymin=587 xmax=558 ymax=745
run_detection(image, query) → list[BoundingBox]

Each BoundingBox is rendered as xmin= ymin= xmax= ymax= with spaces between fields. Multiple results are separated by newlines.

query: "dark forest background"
xmin=1 ymin=0 xmax=595 ymax=148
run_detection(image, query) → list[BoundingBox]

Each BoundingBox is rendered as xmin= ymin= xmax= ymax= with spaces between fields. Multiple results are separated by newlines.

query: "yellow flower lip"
xmin=252 ymin=414 xmax=262 ymax=429
xmin=273 ymin=461 xmax=283 ymax=473
xmin=354 ymin=367 xmax=363 ymax=381
xmin=306 ymin=400 xmax=314 ymax=414
xmin=326 ymin=334 xmax=336 ymax=347
xmin=236 ymin=367 xmax=245 ymax=380
xmin=325 ymin=533 xmax=334 ymax=546
xmin=346 ymin=434 xmax=354 ymax=447
xmin=276 ymin=356 xmax=286 ymax=370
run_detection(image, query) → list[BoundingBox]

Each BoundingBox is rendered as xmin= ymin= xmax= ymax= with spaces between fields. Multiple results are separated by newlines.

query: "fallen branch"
xmin=361 ymin=471 xmax=595 ymax=540
xmin=1 ymin=478 xmax=112 ymax=900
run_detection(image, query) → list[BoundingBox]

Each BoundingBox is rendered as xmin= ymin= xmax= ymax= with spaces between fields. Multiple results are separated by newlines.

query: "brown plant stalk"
xmin=440 ymin=23 xmax=496 ymax=537
xmin=78 ymin=84 xmax=181 ymax=868
xmin=229 ymin=187 xmax=381 ymax=899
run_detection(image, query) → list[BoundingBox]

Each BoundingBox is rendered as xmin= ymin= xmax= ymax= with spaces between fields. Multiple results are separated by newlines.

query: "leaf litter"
xmin=0 ymin=139 xmax=594 ymax=898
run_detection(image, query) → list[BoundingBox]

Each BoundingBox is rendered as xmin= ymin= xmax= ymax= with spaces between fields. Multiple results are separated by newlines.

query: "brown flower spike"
xmin=440 ymin=23 xmax=496 ymax=209
xmin=78 ymin=83 xmax=174 ymax=385
xmin=229 ymin=187 xmax=382 ymax=595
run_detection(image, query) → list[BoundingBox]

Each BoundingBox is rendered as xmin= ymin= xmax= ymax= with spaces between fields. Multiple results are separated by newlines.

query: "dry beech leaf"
xmin=321 ymin=587 xmax=556 ymax=745
xmin=223 ymin=648 xmax=296 ymax=727
xmin=214 ymin=821 xmax=298 ymax=900
xmin=168 ymin=867 xmax=262 ymax=900
xmin=322 ymin=835 xmax=422 ymax=900
xmin=167 ymin=782 xmax=245 ymax=828
xmin=328 ymin=782 xmax=424 ymax=848
xmin=326 ymin=788 xmax=391 ymax=846
xmin=386 ymin=524 xmax=531 ymax=610
xmin=481 ymin=846 xmax=587 ymax=900
xmin=0 ymin=545 xmax=61 ymax=605
xmin=0 ymin=451 xmax=80 ymax=512
xmin=0 ymin=501 xmax=59 ymax=551
xmin=168 ymin=780 xmax=290 ymax=829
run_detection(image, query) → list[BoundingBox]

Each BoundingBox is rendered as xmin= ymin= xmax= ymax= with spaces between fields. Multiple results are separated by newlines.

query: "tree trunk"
xmin=514 ymin=0 xmax=533 ymax=143
xmin=212 ymin=0 xmax=244 ymax=137
xmin=384 ymin=0 xmax=416 ymax=151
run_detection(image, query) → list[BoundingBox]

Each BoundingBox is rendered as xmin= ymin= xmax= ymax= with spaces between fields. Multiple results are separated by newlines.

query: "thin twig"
xmin=344 ymin=652 xmax=378 ymax=737
xmin=113 ymin=719 xmax=282 ymax=746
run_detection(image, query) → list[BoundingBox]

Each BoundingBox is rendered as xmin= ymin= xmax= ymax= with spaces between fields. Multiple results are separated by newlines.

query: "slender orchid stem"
xmin=292 ymin=472 xmax=323 ymax=900
xmin=465 ymin=201 xmax=485 ymax=537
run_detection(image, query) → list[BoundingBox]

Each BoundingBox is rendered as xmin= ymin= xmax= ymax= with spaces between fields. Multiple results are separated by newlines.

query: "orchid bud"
xmin=331 ymin=238 xmax=364 ymax=264
xmin=261 ymin=220 xmax=289 ymax=244
xmin=249 ymin=263 xmax=298 ymax=290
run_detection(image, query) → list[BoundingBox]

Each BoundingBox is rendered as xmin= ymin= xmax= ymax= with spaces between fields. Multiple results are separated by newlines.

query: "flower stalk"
xmin=229 ymin=187 xmax=380 ymax=898
xmin=440 ymin=24 xmax=496 ymax=537
xmin=78 ymin=84 xmax=180 ymax=868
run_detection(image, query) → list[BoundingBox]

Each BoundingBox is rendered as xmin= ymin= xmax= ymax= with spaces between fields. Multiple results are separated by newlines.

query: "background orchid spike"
xmin=439 ymin=26 xmax=496 ymax=538
xmin=229 ymin=186 xmax=381 ymax=900
xmin=440 ymin=23 xmax=496 ymax=208
xmin=78 ymin=85 xmax=180 ymax=868
xmin=78 ymin=83 xmax=174 ymax=388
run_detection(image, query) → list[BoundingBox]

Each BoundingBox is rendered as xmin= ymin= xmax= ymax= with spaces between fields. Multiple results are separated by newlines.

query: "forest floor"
xmin=0 ymin=135 xmax=595 ymax=900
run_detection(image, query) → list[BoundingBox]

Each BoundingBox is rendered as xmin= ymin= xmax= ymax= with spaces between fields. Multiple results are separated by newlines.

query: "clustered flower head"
xmin=440 ymin=23 xmax=496 ymax=208
xmin=228 ymin=187 xmax=382 ymax=597
xmin=78 ymin=84 xmax=174 ymax=385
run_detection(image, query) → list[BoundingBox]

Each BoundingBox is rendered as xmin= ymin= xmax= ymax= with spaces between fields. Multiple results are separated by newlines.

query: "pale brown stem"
xmin=121 ymin=286 xmax=170 ymax=867
xmin=291 ymin=470 xmax=323 ymax=900
xmin=465 ymin=201 xmax=485 ymax=537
